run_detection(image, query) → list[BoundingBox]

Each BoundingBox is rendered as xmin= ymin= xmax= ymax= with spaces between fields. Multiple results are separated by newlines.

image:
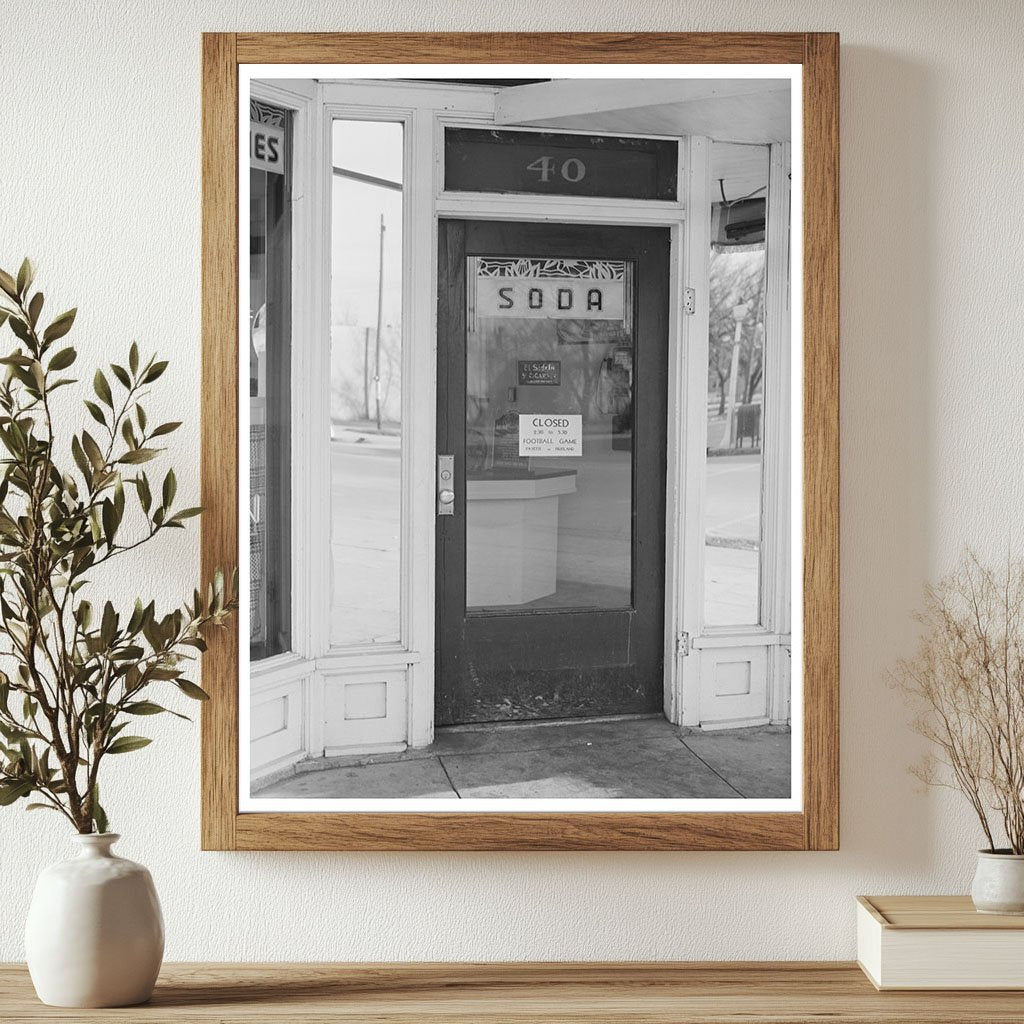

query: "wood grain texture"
xmin=3 ymin=962 xmax=1023 ymax=1023
xmin=234 ymin=811 xmax=806 ymax=852
xmin=800 ymin=33 xmax=841 ymax=852
xmin=200 ymin=32 xmax=238 ymax=852
xmin=861 ymin=895 xmax=1024 ymax=930
xmin=200 ymin=32 xmax=841 ymax=851
xmin=235 ymin=32 xmax=807 ymax=65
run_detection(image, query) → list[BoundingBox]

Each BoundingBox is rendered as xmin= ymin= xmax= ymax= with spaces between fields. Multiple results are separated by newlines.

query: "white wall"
xmin=1 ymin=0 xmax=1022 ymax=962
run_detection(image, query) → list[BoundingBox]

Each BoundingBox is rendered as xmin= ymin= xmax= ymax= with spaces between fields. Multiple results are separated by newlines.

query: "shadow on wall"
xmin=838 ymin=47 xmax=945 ymax=871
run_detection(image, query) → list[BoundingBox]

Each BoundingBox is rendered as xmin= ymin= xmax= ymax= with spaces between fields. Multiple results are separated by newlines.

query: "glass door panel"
xmin=465 ymin=258 xmax=635 ymax=613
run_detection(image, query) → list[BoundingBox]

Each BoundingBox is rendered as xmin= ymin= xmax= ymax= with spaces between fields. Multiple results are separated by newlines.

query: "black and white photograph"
xmin=242 ymin=67 xmax=800 ymax=809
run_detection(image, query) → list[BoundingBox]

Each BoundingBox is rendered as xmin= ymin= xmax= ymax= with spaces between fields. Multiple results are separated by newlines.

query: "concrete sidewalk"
xmin=253 ymin=717 xmax=790 ymax=800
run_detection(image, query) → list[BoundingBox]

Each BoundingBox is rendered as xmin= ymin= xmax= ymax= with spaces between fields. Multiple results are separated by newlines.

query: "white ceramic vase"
xmin=971 ymin=850 xmax=1024 ymax=915
xmin=25 ymin=833 xmax=164 ymax=1007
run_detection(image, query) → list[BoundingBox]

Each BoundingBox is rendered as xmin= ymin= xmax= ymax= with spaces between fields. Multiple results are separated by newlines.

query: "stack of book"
xmin=857 ymin=895 xmax=1024 ymax=990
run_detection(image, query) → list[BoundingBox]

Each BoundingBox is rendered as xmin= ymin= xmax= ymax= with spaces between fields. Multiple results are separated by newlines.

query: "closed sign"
xmin=478 ymin=278 xmax=624 ymax=320
xmin=518 ymin=414 xmax=582 ymax=457
xmin=250 ymin=123 xmax=285 ymax=174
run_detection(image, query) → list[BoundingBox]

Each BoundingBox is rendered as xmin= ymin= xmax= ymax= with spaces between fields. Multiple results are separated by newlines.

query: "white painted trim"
xmin=698 ymin=717 xmax=771 ymax=732
xmin=252 ymin=79 xmax=317 ymax=104
xmin=760 ymin=141 xmax=793 ymax=717
xmin=315 ymin=649 xmax=424 ymax=671
xmin=769 ymin=639 xmax=792 ymax=725
xmin=251 ymin=652 xmax=315 ymax=692
xmin=675 ymin=135 xmax=713 ymax=728
xmin=291 ymin=83 xmax=332 ymax=761
xmin=407 ymin=106 xmax=440 ymax=748
xmin=441 ymin=111 xmax=686 ymax=142
xmin=692 ymin=632 xmax=788 ymax=650
xmin=661 ymin=216 xmax=685 ymax=724
xmin=320 ymin=80 xmax=497 ymax=112
xmin=494 ymin=78 xmax=791 ymax=127
xmin=434 ymin=195 xmax=686 ymax=223
xmin=250 ymin=675 xmax=308 ymax=782
xmin=299 ymin=83 xmax=331 ymax=666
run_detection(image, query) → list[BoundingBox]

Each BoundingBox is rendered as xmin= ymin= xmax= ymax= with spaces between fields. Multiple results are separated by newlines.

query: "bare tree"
xmin=708 ymin=249 xmax=766 ymax=415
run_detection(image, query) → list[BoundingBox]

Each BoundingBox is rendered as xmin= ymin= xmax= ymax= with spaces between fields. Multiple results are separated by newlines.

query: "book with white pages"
xmin=857 ymin=895 xmax=1024 ymax=990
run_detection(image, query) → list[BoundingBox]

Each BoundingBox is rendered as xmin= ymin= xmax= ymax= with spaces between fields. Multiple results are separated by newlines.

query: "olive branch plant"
xmin=894 ymin=551 xmax=1024 ymax=854
xmin=0 ymin=259 xmax=236 ymax=834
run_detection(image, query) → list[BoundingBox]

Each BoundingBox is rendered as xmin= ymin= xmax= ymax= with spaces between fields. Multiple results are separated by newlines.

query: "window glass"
xmin=703 ymin=245 xmax=766 ymax=627
xmin=330 ymin=121 xmax=404 ymax=645
xmin=249 ymin=104 xmax=292 ymax=661
xmin=465 ymin=258 xmax=634 ymax=612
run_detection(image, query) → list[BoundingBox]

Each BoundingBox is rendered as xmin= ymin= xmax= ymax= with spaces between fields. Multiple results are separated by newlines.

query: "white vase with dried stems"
xmin=895 ymin=552 xmax=1024 ymax=914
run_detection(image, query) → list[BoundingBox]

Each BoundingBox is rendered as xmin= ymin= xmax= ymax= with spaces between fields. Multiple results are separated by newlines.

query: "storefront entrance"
xmin=244 ymin=75 xmax=795 ymax=788
xmin=435 ymin=220 xmax=670 ymax=725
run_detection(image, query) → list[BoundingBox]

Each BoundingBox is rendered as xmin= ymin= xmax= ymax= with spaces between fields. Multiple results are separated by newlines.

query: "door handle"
xmin=437 ymin=454 xmax=455 ymax=515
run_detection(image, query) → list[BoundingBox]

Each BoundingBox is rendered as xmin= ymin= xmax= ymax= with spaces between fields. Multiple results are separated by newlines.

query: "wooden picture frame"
xmin=201 ymin=32 xmax=838 ymax=851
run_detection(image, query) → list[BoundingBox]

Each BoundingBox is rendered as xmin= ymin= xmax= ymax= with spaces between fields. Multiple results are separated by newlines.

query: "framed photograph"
xmin=201 ymin=32 xmax=839 ymax=850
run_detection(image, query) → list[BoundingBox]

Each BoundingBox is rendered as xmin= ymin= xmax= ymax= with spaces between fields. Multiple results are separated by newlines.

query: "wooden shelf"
xmin=3 ymin=962 xmax=1024 ymax=1022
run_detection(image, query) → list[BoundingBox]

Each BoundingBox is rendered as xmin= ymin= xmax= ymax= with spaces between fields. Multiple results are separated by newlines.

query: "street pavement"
xmin=255 ymin=716 xmax=791 ymax=800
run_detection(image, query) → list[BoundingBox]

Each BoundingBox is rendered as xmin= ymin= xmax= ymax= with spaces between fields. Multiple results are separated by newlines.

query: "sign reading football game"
xmin=518 ymin=414 xmax=583 ymax=457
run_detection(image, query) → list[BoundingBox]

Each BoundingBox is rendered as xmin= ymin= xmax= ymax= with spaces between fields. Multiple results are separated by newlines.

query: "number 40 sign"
xmin=526 ymin=155 xmax=587 ymax=183
xmin=443 ymin=128 xmax=679 ymax=202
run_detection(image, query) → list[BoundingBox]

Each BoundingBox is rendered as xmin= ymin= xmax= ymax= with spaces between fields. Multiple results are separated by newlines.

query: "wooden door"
xmin=436 ymin=220 xmax=669 ymax=725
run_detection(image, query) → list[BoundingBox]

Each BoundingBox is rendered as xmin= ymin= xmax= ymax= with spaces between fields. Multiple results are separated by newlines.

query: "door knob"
xmin=437 ymin=455 xmax=455 ymax=515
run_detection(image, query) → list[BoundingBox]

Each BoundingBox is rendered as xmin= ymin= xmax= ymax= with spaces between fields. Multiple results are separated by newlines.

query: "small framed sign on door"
xmin=201 ymin=32 xmax=839 ymax=851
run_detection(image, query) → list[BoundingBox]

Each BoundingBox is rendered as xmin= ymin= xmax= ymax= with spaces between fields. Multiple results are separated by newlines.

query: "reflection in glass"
xmin=703 ymin=245 xmax=766 ymax=626
xmin=249 ymin=107 xmax=291 ymax=662
xmin=466 ymin=258 xmax=634 ymax=613
xmin=329 ymin=120 xmax=404 ymax=645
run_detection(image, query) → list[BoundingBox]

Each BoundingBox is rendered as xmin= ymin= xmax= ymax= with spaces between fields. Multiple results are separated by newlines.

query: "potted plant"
xmin=895 ymin=551 xmax=1024 ymax=913
xmin=0 ymin=259 xmax=235 ymax=1006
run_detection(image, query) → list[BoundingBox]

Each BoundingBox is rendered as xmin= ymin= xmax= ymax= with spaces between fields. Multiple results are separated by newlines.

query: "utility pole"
xmin=374 ymin=214 xmax=385 ymax=433
xmin=725 ymin=300 xmax=750 ymax=448
xmin=363 ymin=325 xmax=371 ymax=421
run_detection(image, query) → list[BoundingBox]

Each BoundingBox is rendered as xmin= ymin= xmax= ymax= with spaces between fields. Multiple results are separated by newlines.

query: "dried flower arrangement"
xmin=895 ymin=552 xmax=1024 ymax=854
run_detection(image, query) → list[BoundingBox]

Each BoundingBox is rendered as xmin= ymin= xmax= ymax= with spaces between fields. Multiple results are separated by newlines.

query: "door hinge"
xmin=676 ymin=631 xmax=691 ymax=657
xmin=683 ymin=287 xmax=696 ymax=315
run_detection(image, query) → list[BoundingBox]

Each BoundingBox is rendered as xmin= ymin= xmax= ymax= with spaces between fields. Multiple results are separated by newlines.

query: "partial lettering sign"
xmin=250 ymin=123 xmax=285 ymax=174
xmin=518 ymin=414 xmax=583 ymax=457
